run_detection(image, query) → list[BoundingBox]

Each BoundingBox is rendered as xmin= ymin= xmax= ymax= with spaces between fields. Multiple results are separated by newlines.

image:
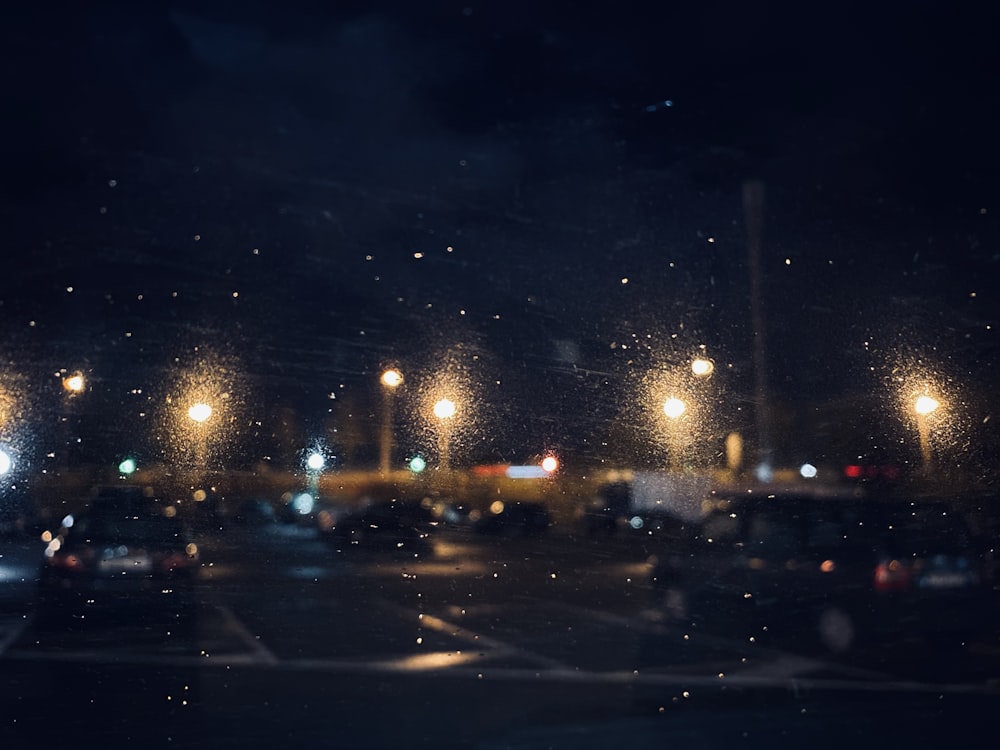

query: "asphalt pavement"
xmin=1 ymin=521 xmax=999 ymax=748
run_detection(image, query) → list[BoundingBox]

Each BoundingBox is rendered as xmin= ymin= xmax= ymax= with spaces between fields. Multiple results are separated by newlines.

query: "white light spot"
xmin=800 ymin=463 xmax=818 ymax=479
xmin=621 ymin=278 xmax=629 ymax=285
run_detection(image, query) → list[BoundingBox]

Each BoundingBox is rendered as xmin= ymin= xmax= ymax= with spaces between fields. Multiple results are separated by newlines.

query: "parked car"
xmin=651 ymin=493 xmax=997 ymax=653
xmin=474 ymin=500 xmax=551 ymax=538
xmin=321 ymin=498 xmax=436 ymax=557
xmin=35 ymin=488 xmax=199 ymax=631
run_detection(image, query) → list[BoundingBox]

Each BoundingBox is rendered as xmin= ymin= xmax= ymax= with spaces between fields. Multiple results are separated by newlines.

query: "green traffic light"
xmin=408 ymin=456 xmax=426 ymax=473
xmin=118 ymin=458 xmax=137 ymax=475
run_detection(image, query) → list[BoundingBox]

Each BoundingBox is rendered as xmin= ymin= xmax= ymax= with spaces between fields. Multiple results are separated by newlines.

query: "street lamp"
xmin=379 ymin=369 xmax=403 ymax=475
xmin=914 ymin=394 xmax=940 ymax=473
xmin=663 ymin=397 xmax=687 ymax=419
xmin=188 ymin=402 xmax=212 ymax=423
xmin=433 ymin=398 xmax=457 ymax=471
xmin=0 ymin=448 xmax=12 ymax=476
xmin=691 ymin=358 xmax=714 ymax=377
xmin=62 ymin=373 xmax=86 ymax=394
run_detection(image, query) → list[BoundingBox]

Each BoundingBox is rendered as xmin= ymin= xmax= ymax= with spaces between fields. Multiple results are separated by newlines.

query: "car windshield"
xmin=2 ymin=2 xmax=999 ymax=748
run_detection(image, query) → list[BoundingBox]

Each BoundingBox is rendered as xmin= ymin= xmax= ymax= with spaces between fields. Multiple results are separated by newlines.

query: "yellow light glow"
xmin=381 ymin=369 xmax=403 ymax=388
xmin=188 ymin=403 xmax=212 ymax=423
xmin=663 ymin=397 xmax=686 ymax=419
xmin=433 ymin=398 xmax=456 ymax=419
xmin=63 ymin=374 xmax=85 ymax=393
xmin=541 ymin=455 xmax=559 ymax=473
xmin=914 ymin=395 xmax=939 ymax=416
xmin=691 ymin=358 xmax=714 ymax=377
xmin=193 ymin=489 xmax=207 ymax=502
xmin=489 ymin=500 xmax=505 ymax=515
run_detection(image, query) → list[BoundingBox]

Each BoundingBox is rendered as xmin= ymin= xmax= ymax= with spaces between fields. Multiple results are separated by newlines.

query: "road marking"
xmin=214 ymin=604 xmax=279 ymax=664
xmin=551 ymin=601 xmax=892 ymax=681
xmin=1 ymin=646 xmax=996 ymax=694
xmin=0 ymin=616 xmax=30 ymax=657
xmin=378 ymin=599 xmax=573 ymax=670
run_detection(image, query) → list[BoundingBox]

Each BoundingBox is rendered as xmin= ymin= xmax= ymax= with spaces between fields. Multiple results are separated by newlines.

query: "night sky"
xmin=1 ymin=2 xmax=998 ymax=474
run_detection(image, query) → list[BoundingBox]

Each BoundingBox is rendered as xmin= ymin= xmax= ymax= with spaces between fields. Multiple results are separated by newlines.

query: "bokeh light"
xmin=433 ymin=398 xmax=457 ymax=420
xmin=62 ymin=373 xmax=86 ymax=393
xmin=691 ymin=358 xmax=714 ymax=377
xmin=663 ymin=397 xmax=687 ymax=419
xmin=188 ymin=402 xmax=213 ymax=423
xmin=914 ymin=395 xmax=940 ymax=416
xmin=381 ymin=369 xmax=403 ymax=388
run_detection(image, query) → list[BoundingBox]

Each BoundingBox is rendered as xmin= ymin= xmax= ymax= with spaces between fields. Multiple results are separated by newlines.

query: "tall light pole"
xmin=187 ymin=402 xmax=213 ymax=476
xmin=60 ymin=371 xmax=86 ymax=472
xmin=379 ymin=369 xmax=403 ymax=476
xmin=433 ymin=398 xmax=457 ymax=472
xmin=663 ymin=396 xmax=686 ymax=471
xmin=914 ymin=395 xmax=940 ymax=474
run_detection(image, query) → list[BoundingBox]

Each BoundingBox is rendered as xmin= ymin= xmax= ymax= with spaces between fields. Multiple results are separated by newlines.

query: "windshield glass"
xmin=2 ymin=2 xmax=998 ymax=748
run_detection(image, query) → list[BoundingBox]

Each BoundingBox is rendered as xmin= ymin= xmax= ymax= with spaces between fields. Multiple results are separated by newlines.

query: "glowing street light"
xmin=306 ymin=452 xmax=325 ymax=472
xmin=914 ymin=394 xmax=941 ymax=473
xmin=691 ymin=358 xmax=715 ymax=377
xmin=188 ymin=402 xmax=213 ymax=424
xmin=663 ymin=397 xmax=687 ymax=419
xmin=62 ymin=373 xmax=86 ymax=393
xmin=914 ymin=395 xmax=939 ymax=417
xmin=541 ymin=455 xmax=559 ymax=474
xmin=0 ymin=448 xmax=12 ymax=476
xmin=381 ymin=369 xmax=403 ymax=388
xmin=379 ymin=368 xmax=404 ymax=475
xmin=433 ymin=399 xmax=456 ymax=420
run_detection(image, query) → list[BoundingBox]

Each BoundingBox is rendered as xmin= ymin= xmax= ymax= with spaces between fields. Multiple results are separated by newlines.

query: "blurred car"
xmin=233 ymin=497 xmax=280 ymax=525
xmin=320 ymin=498 xmax=436 ymax=557
xmin=474 ymin=500 xmax=551 ymax=537
xmin=651 ymin=493 xmax=997 ymax=653
xmin=35 ymin=488 xmax=200 ymax=631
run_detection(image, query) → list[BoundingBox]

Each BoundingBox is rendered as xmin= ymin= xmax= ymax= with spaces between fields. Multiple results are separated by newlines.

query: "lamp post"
xmin=187 ymin=402 xmax=213 ymax=475
xmin=306 ymin=450 xmax=325 ymax=498
xmin=914 ymin=395 xmax=940 ymax=474
xmin=663 ymin=396 xmax=687 ymax=471
xmin=433 ymin=398 xmax=457 ymax=472
xmin=60 ymin=371 xmax=86 ymax=472
xmin=379 ymin=369 xmax=403 ymax=475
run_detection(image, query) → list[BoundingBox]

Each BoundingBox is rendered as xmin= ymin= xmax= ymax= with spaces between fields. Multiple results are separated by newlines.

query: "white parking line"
xmin=2 ymin=646 xmax=996 ymax=695
xmin=213 ymin=604 xmax=279 ymax=664
xmin=378 ymin=599 xmax=573 ymax=671
xmin=551 ymin=601 xmax=892 ymax=681
xmin=0 ymin=616 xmax=30 ymax=657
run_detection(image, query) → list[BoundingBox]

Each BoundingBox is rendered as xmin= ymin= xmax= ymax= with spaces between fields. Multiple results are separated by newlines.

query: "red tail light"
xmin=874 ymin=559 xmax=912 ymax=592
xmin=159 ymin=553 xmax=194 ymax=572
xmin=47 ymin=553 xmax=84 ymax=570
